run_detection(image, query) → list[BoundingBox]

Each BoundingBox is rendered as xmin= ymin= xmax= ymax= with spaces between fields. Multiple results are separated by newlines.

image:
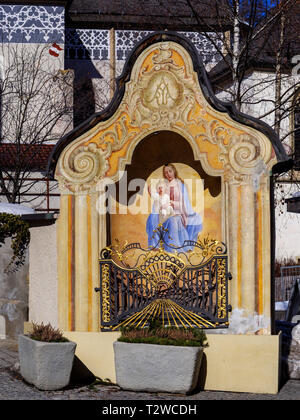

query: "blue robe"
xmin=146 ymin=180 xmax=202 ymax=252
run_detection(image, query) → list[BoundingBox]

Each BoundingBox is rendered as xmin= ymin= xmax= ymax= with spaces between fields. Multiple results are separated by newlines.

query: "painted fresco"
xmin=54 ymin=36 xmax=280 ymax=335
xmin=110 ymin=162 xmax=222 ymax=250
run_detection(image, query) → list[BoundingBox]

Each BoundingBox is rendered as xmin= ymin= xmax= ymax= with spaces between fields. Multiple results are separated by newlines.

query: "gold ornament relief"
xmin=125 ymin=43 xmax=205 ymax=129
xmin=142 ymin=71 xmax=183 ymax=110
xmin=56 ymin=41 xmax=275 ymax=192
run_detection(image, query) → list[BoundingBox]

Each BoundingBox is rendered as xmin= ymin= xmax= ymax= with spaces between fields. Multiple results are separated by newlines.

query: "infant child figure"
xmin=151 ymin=179 xmax=175 ymax=224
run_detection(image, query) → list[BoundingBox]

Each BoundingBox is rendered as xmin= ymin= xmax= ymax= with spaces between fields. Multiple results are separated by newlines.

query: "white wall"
xmin=275 ymin=183 xmax=300 ymax=260
xmin=0 ymin=239 xmax=29 ymax=339
xmin=28 ymin=222 xmax=58 ymax=327
xmin=216 ymin=70 xmax=300 ymax=260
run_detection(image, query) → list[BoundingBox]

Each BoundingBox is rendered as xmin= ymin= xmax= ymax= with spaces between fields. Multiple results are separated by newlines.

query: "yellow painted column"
xmin=226 ymin=181 xmax=240 ymax=310
xmin=240 ymin=183 xmax=256 ymax=314
xmin=74 ymin=193 xmax=89 ymax=331
xmin=57 ymin=190 xmax=104 ymax=332
xmin=261 ymin=176 xmax=272 ymax=332
xmin=89 ymin=192 xmax=100 ymax=331
xmin=98 ymin=206 xmax=107 ymax=253
xmin=227 ymin=180 xmax=258 ymax=318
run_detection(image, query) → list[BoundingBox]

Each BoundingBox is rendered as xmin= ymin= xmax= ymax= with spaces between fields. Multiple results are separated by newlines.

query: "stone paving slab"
xmin=1 ymin=366 xmax=300 ymax=400
xmin=0 ymin=339 xmax=18 ymax=351
xmin=0 ymin=339 xmax=299 ymax=401
xmin=0 ymin=340 xmax=18 ymax=369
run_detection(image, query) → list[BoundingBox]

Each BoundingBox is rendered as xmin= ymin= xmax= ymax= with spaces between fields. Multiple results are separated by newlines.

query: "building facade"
xmin=0 ymin=0 xmax=299 ymax=393
xmin=0 ymin=1 xmax=299 ymax=257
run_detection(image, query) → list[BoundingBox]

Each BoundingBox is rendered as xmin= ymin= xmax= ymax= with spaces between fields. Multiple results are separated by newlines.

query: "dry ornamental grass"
xmin=29 ymin=322 xmax=69 ymax=343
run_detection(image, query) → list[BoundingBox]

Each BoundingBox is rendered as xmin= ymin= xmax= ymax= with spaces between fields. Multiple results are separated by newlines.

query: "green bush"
xmin=0 ymin=213 xmax=30 ymax=273
xmin=118 ymin=320 xmax=208 ymax=347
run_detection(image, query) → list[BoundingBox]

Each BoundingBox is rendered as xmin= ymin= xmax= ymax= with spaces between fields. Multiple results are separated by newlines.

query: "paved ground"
xmin=0 ymin=339 xmax=299 ymax=401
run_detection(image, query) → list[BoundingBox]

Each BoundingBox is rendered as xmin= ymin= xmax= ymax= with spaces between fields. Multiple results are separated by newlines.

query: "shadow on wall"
xmin=69 ymin=356 xmax=96 ymax=386
xmin=0 ymin=239 xmax=29 ymax=340
xmin=194 ymin=352 xmax=207 ymax=393
xmin=65 ymin=29 xmax=105 ymax=127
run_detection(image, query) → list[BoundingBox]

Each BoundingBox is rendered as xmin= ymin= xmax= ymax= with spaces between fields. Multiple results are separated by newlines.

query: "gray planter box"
xmin=113 ymin=341 xmax=203 ymax=394
xmin=18 ymin=334 xmax=76 ymax=390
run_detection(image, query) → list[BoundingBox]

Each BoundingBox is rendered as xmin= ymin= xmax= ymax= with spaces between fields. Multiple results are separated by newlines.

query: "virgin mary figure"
xmin=146 ymin=163 xmax=202 ymax=252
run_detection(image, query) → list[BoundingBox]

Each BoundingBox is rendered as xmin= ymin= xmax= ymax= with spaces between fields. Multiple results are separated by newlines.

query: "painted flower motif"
xmin=28 ymin=6 xmax=40 ymax=18
xmin=7 ymin=15 xmax=18 ymax=27
xmin=49 ymin=16 xmax=63 ymax=28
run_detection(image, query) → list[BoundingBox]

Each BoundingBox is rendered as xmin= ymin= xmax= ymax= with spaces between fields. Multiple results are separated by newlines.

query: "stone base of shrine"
xmin=62 ymin=331 xmax=282 ymax=395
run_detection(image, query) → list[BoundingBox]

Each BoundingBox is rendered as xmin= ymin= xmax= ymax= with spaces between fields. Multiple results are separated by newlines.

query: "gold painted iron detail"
xmin=97 ymin=226 xmax=231 ymax=330
xmin=217 ymin=258 xmax=227 ymax=319
xmin=100 ymin=263 xmax=111 ymax=324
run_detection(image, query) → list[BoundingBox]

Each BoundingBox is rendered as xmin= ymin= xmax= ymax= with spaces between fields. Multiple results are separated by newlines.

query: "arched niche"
xmin=117 ymin=130 xmax=221 ymax=201
xmin=49 ymin=32 xmax=290 ymax=334
xmin=109 ymin=130 xmax=222 ymax=249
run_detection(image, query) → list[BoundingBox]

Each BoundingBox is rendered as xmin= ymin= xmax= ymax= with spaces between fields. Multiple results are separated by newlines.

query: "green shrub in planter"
xmin=118 ymin=321 xmax=208 ymax=347
xmin=114 ymin=320 xmax=207 ymax=394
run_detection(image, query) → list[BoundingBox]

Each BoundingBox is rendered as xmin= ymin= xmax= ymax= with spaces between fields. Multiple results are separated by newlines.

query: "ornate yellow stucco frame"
xmin=54 ymin=39 xmax=279 ymax=334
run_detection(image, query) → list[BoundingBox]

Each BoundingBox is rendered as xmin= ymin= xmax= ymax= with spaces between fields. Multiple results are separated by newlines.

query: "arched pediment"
xmin=50 ymin=32 xmax=292 ymax=337
xmin=48 ymin=32 xmax=289 ymax=193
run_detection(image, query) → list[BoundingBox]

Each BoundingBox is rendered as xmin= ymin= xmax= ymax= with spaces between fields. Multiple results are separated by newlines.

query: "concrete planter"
xmin=113 ymin=341 xmax=203 ymax=394
xmin=18 ymin=334 xmax=76 ymax=390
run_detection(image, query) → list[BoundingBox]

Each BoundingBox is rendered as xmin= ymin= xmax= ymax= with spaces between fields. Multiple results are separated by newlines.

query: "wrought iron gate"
xmin=96 ymin=225 xmax=231 ymax=330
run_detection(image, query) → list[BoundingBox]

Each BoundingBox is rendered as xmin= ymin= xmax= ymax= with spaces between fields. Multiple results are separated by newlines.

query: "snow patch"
xmin=275 ymin=301 xmax=289 ymax=311
xmin=0 ymin=203 xmax=35 ymax=215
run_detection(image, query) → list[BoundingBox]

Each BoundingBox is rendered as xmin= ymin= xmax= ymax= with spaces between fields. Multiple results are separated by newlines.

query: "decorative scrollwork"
xmin=103 ymin=225 xmax=227 ymax=270
xmin=217 ymin=258 xmax=227 ymax=319
xmin=101 ymin=264 xmax=111 ymax=324
xmin=138 ymin=250 xmax=186 ymax=291
xmin=57 ymin=115 xmax=139 ymax=192
xmin=100 ymin=247 xmax=111 ymax=260
xmin=56 ymin=40 xmax=274 ymax=194
xmin=219 ymin=134 xmax=270 ymax=183
xmin=228 ymin=134 xmax=260 ymax=173
xmin=58 ymin=142 xmax=110 ymax=192
xmin=126 ymin=42 xmax=205 ymax=129
xmin=186 ymin=235 xmax=227 ymax=265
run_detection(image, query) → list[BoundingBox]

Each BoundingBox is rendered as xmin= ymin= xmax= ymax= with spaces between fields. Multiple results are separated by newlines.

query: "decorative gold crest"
xmin=142 ymin=71 xmax=183 ymax=110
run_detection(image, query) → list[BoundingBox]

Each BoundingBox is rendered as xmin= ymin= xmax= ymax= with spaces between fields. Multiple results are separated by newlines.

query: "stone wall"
xmin=28 ymin=222 xmax=58 ymax=328
xmin=0 ymin=239 xmax=29 ymax=339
